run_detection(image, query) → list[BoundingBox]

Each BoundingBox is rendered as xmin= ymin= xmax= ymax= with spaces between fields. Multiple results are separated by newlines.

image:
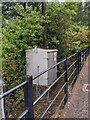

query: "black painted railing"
xmin=0 ymin=47 xmax=89 ymax=119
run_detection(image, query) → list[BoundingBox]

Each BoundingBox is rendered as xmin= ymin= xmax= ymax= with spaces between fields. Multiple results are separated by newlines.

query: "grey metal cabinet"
xmin=26 ymin=48 xmax=58 ymax=86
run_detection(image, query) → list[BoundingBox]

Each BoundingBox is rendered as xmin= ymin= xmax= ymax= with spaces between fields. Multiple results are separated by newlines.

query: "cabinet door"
xmin=48 ymin=52 xmax=57 ymax=85
xmin=37 ymin=51 xmax=48 ymax=86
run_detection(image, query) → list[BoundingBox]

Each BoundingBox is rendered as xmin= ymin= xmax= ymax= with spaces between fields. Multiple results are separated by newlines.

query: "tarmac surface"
xmin=60 ymin=55 xmax=90 ymax=118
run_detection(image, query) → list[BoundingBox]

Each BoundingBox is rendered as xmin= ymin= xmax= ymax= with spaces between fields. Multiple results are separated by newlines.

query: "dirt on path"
xmin=57 ymin=55 xmax=90 ymax=118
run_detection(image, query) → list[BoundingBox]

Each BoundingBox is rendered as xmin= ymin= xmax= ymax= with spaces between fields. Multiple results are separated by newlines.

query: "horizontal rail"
xmin=17 ymin=109 xmax=28 ymax=120
xmin=68 ymin=75 xmax=77 ymax=91
xmin=33 ymin=71 xmax=66 ymax=106
xmin=67 ymin=53 xmax=76 ymax=60
xmin=40 ymin=82 xmax=66 ymax=119
xmin=81 ymin=48 xmax=85 ymax=52
xmin=68 ymin=68 xmax=76 ymax=81
xmin=0 ymin=47 xmax=89 ymax=119
xmin=85 ymin=48 xmax=88 ymax=52
xmin=0 ymin=81 xmax=27 ymax=99
xmin=67 ymin=60 xmax=77 ymax=71
xmin=32 ymin=59 xmax=66 ymax=80
xmin=51 ymin=94 xmax=66 ymax=118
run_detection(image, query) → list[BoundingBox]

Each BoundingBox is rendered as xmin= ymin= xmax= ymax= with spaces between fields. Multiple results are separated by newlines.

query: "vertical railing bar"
xmin=81 ymin=50 xmax=83 ymax=68
xmin=85 ymin=48 xmax=87 ymax=61
xmin=24 ymin=75 xmax=34 ymax=119
xmin=79 ymin=51 xmax=81 ymax=71
xmin=82 ymin=49 xmax=85 ymax=66
xmin=77 ymin=51 xmax=80 ymax=74
xmin=84 ymin=48 xmax=85 ymax=62
xmin=75 ymin=52 xmax=78 ymax=80
xmin=64 ymin=58 xmax=68 ymax=104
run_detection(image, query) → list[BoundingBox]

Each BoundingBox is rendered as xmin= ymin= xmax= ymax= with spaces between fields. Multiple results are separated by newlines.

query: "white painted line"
xmin=82 ymin=84 xmax=90 ymax=92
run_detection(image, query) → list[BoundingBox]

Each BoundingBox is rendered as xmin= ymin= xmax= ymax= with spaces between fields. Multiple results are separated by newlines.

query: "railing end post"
xmin=24 ymin=75 xmax=34 ymax=119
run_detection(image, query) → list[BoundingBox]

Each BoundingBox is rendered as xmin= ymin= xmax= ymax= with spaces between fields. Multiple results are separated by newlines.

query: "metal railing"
xmin=0 ymin=47 xmax=89 ymax=119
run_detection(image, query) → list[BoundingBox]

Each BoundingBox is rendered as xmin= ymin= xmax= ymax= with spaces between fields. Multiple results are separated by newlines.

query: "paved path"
xmin=59 ymin=55 xmax=90 ymax=118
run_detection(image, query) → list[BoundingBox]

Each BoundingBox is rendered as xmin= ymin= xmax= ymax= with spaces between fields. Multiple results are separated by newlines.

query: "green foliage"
xmin=2 ymin=6 xmax=44 ymax=113
xmin=1 ymin=3 xmax=90 ymax=114
xmin=2 ymin=2 xmax=90 ymax=89
xmin=65 ymin=24 xmax=89 ymax=52
xmin=46 ymin=3 xmax=78 ymax=57
xmin=2 ymin=5 xmax=43 ymax=91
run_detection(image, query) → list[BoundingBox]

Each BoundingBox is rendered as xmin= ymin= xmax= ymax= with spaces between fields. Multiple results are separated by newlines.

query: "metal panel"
xmin=26 ymin=48 xmax=58 ymax=86
xmin=48 ymin=52 xmax=57 ymax=85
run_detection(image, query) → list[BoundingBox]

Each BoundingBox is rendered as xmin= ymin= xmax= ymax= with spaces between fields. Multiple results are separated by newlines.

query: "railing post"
xmin=77 ymin=51 xmax=80 ymax=74
xmin=64 ymin=58 xmax=68 ymax=104
xmin=79 ymin=51 xmax=81 ymax=71
xmin=0 ymin=80 xmax=5 ymax=119
xmin=82 ymin=49 xmax=84 ymax=67
xmin=87 ymin=47 xmax=89 ymax=56
xmin=24 ymin=75 xmax=34 ymax=119
xmin=83 ymin=48 xmax=85 ymax=62
xmin=75 ymin=52 xmax=78 ymax=79
xmin=87 ymin=47 xmax=89 ymax=57
xmin=85 ymin=48 xmax=87 ymax=61
xmin=86 ymin=47 xmax=88 ymax=59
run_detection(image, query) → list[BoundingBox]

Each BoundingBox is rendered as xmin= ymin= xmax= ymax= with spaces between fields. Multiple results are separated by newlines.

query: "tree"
xmin=46 ymin=3 xmax=78 ymax=57
xmin=2 ymin=5 xmax=43 ymax=90
xmin=2 ymin=2 xmax=90 ymax=117
xmin=42 ymin=2 xmax=48 ymax=48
